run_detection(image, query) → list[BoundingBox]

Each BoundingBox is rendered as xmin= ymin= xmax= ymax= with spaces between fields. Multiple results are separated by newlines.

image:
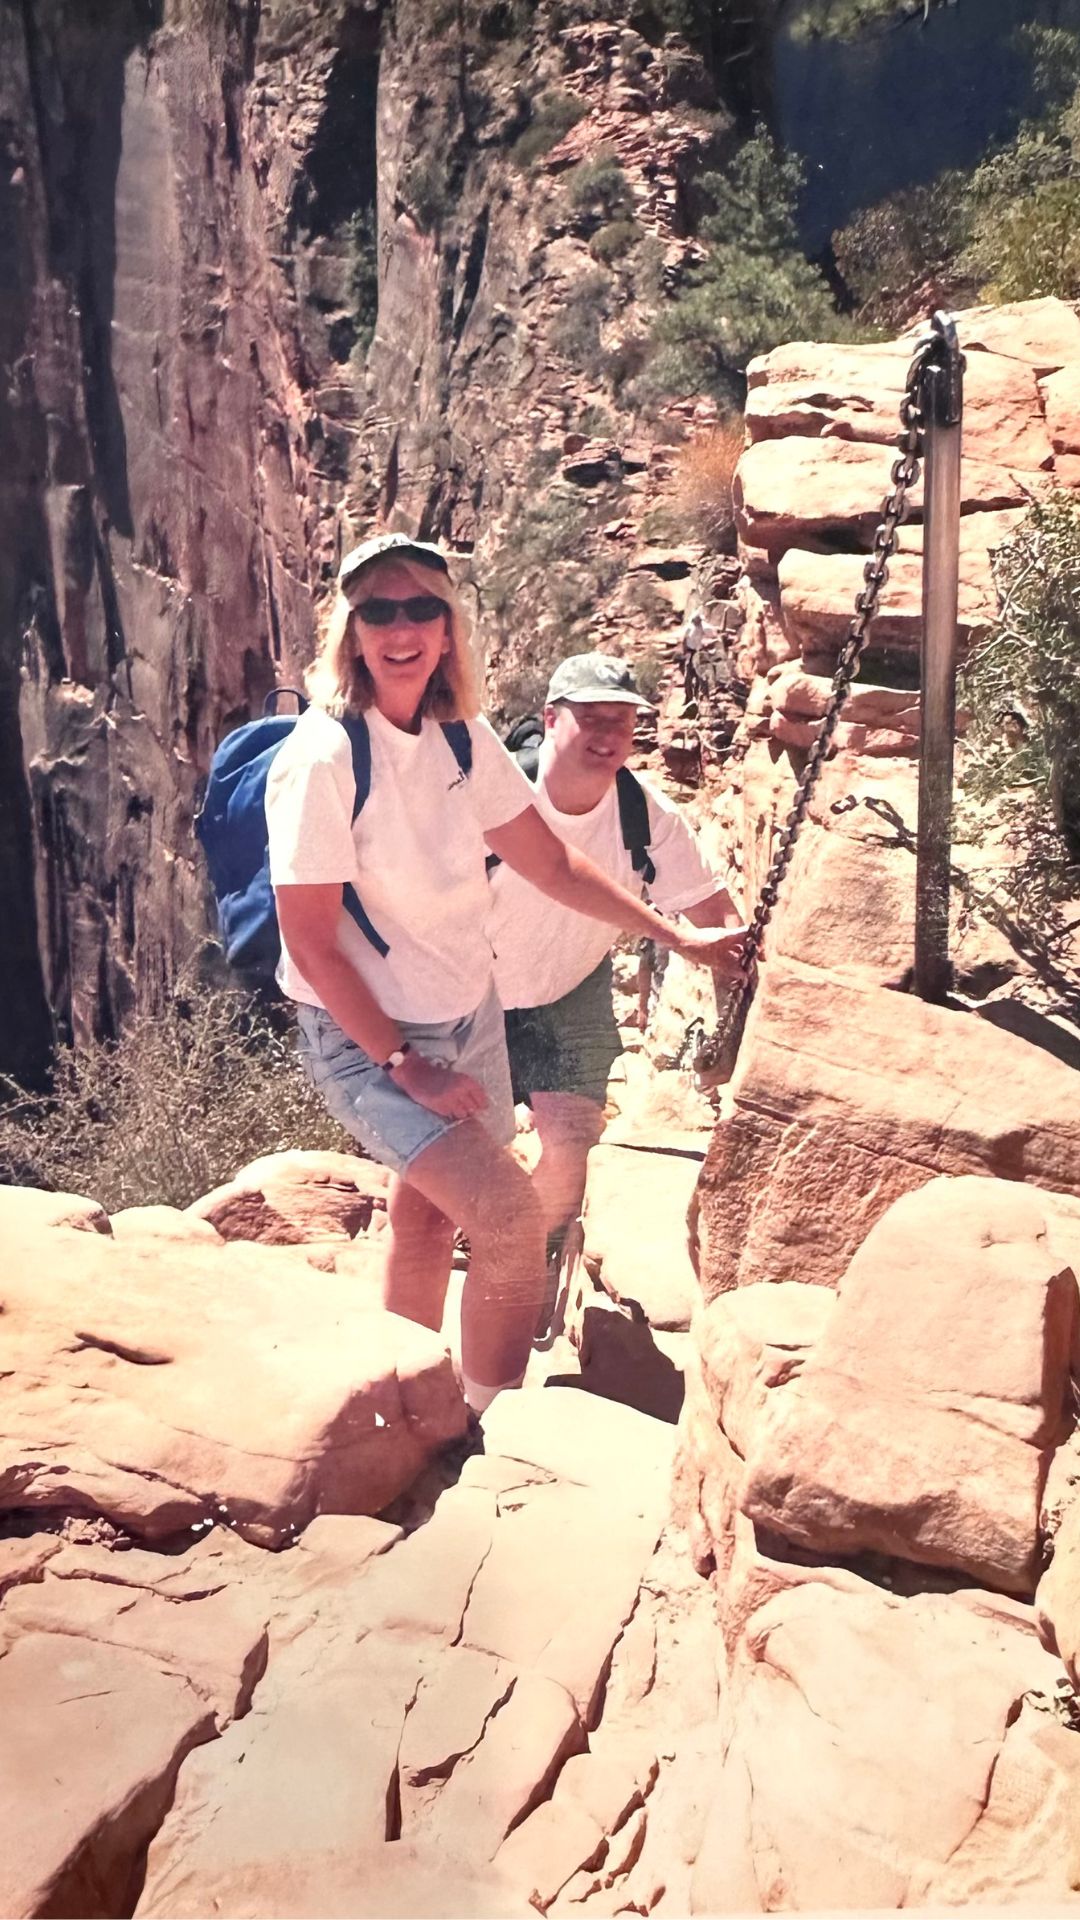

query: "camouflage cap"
xmin=545 ymin=651 xmax=655 ymax=710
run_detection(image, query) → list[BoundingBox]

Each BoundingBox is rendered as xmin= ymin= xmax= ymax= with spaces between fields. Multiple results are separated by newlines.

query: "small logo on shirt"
xmin=447 ymin=771 xmax=467 ymax=792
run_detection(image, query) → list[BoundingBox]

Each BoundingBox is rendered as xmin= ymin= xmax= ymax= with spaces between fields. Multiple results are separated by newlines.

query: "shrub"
xmin=346 ymin=206 xmax=378 ymax=356
xmin=960 ymin=494 xmax=1080 ymax=928
xmin=575 ymin=403 xmax=616 ymax=439
xmin=0 ymin=975 xmax=349 ymax=1212
xmin=401 ymin=154 xmax=453 ymax=229
xmin=965 ymin=175 xmax=1080 ymax=303
xmin=835 ymin=27 xmax=1080 ymax=321
xmin=645 ymin=132 xmax=843 ymax=404
xmin=833 ymin=174 xmax=972 ymax=315
xmin=567 ymin=150 xmax=635 ymax=230
xmin=633 ymin=643 xmax=668 ymax=705
xmin=788 ymin=0 xmax=955 ymax=39
xmin=590 ymin=217 xmax=641 ymax=264
xmin=510 ymin=89 xmax=587 ymax=169
xmin=550 ymin=268 xmax=613 ymax=375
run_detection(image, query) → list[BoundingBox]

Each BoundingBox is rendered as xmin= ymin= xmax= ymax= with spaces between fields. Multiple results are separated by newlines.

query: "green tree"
xmin=647 ymin=132 xmax=842 ymax=402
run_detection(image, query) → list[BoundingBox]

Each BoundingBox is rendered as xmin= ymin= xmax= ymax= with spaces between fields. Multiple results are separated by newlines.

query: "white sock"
xmin=462 ymin=1373 xmax=523 ymax=1415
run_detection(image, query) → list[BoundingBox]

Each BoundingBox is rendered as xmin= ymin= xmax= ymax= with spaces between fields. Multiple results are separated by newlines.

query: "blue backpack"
xmin=195 ymin=690 xmax=473 ymax=977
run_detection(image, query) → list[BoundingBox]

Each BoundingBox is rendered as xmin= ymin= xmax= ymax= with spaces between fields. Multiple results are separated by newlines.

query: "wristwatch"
xmin=382 ymin=1043 xmax=411 ymax=1072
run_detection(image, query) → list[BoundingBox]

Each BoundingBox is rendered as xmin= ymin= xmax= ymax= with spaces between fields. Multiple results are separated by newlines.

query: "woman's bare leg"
xmin=405 ymin=1120 xmax=546 ymax=1393
xmin=529 ymin=1090 xmax=606 ymax=1237
xmin=383 ymin=1174 xmax=456 ymax=1331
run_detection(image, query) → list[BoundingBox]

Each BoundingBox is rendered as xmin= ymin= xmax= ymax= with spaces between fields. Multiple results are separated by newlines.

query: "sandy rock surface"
xmin=0 ymin=1200 xmax=465 ymax=1547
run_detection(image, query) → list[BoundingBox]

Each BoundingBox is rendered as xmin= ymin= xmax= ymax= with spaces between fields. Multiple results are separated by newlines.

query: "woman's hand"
xmin=390 ymin=1050 xmax=489 ymax=1119
xmin=670 ymin=924 xmax=748 ymax=979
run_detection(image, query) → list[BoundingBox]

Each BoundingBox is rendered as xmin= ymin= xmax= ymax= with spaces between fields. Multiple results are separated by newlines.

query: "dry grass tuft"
xmin=668 ymin=418 xmax=745 ymax=549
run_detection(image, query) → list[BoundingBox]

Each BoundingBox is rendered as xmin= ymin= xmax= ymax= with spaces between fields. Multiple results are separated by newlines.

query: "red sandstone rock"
xmin=0 ymin=1209 xmax=465 ymax=1543
xmin=0 ymin=1544 xmax=268 ymax=1920
xmin=691 ymin=1579 xmax=1068 ymax=1913
xmin=949 ymin=296 xmax=1080 ymax=373
xmin=747 ymin=338 xmax=1053 ymax=472
xmin=1040 ymin=362 xmax=1080 ymax=454
xmin=0 ymin=1185 xmax=111 ymax=1234
xmin=741 ymin=1177 xmax=1077 ymax=1591
xmin=581 ymin=1142 xmax=700 ymax=1330
xmin=111 ymin=1203 xmax=224 ymax=1243
xmin=735 ymin=435 xmax=1027 ymax=553
xmin=696 ymin=961 xmax=1080 ymax=1298
xmin=775 ymin=530 xmax=1007 ymax=654
xmin=1037 ymin=1497 xmax=1080 ymax=1686
xmin=188 ymin=1148 xmax=388 ymax=1244
xmin=672 ymin=1284 xmax=832 ymax=1587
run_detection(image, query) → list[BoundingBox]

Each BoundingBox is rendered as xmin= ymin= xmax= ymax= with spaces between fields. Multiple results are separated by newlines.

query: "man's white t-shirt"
xmin=265 ymin=706 xmax=532 ymax=1023
xmin=489 ymin=746 xmax=720 ymax=1010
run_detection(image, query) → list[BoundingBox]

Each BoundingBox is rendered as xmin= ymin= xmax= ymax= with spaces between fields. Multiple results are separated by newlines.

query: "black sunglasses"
xmin=353 ymin=594 xmax=448 ymax=626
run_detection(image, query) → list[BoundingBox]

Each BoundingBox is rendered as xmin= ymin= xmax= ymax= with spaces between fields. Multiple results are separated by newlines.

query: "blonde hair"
xmin=306 ymin=552 xmax=481 ymax=721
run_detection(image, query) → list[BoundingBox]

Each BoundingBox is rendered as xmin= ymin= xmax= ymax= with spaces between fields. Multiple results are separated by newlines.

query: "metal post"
xmin=914 ymin=312 xmax=964 ymax=1003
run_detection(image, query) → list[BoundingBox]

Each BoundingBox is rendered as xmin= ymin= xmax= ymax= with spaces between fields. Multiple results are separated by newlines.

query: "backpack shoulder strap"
xmin=336 ymin=713 xmax=388 ymax=957
xmin=615 ymin=765 xmax=656 ymax=888
xmin=441 ymin=719 xmax=473 ymax=779
xmin=340 ymin=713 xmax=372 ymax=820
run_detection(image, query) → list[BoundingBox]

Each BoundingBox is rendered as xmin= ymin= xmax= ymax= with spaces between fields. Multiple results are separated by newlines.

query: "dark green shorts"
xmin=504 ymin=956 xmax=622 ymax=1109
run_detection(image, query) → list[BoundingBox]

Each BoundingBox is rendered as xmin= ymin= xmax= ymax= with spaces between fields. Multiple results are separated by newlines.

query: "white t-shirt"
xmin=489 ymin=748 xmax=720 ymax=1010
xmin=266 ymin=706 xmax=532 ymax=1022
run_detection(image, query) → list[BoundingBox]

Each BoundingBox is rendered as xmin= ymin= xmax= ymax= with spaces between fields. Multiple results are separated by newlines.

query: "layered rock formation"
xmin=5 ymin=1126 xmax=1080 ymax=1917
xmin=1 ymin=0 xmax=734 ymax=1081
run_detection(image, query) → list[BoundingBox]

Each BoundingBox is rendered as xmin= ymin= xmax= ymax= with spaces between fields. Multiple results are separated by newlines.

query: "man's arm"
xmin=485 ymin=806 xmax=746 ymax=976
xmin=683 ymin=885 xmax=744 ymax=932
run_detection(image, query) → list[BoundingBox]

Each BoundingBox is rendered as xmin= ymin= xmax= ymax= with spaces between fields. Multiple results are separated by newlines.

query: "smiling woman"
xmin=263 ymin=532 xmax=743 ymax=1415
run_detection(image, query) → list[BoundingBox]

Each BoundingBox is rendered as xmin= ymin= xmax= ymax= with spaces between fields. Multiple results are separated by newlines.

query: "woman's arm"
xmin=484 ymin=807 xmax=746 ymax=976
xmin=275 ymin=885 xmax=488 ymax=1119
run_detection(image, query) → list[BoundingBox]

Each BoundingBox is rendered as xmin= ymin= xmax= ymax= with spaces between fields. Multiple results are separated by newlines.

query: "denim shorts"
xmin=295 ymin=980 xmax=516 ymax=1178
xmin=503 ymin=955 xmax=622 ymax=1110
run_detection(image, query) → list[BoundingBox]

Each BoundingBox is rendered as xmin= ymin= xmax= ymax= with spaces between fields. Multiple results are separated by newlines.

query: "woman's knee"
xmin=467 ymin=1152 xmax=544 ymax=1246
xmin=391 ymin=1175 xmax=453 ymax=1239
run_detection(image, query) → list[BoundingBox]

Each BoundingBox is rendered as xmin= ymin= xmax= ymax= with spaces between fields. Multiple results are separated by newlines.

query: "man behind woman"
xmin=265 ymin=532 xmax=743 ymax=1414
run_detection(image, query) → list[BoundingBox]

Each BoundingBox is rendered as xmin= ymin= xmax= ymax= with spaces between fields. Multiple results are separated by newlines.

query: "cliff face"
xmin=0 ymin=0 xmax=378 ymax=1077
xmin=0 ymin=0 xmax=736 ymax=1081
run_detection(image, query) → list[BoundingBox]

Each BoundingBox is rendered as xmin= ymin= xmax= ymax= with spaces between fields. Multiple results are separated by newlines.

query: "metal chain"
xmin=691 ymin=332 xmax=939 ymax=1082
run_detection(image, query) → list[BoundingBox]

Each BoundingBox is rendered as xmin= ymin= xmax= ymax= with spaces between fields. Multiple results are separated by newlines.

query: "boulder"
xmin=954 ymin=296 xmax=1080 ymax=374
xmin=741 ymin=1177 xmax=1077 ymax=1592
xmin=775 ymin=530 xmax=1006 ymax=656
xmin=187 ymin=1148 xmax=389 ymax=1244
xmin=111 ymin=1204 xmax=224 ymax=1243
xmin=581 ymin=1142 xmax=701 ymax=1330
xmin=0 ymin=1207 xmax=465 ymax=1544
xmin=0 ymin=1184 xmax=111 ymax=1235
xmin=695 ymin=960 xmax=1080 ymax=1299
xmin=691 ymin=1579 xmax=1067 ymax=1914
xmin=672 ymin=1284 xmax=833 ymax=1590
xmin=735 ymin=435 xmax=1026 ymax=554
xmin=480 ymin=1386 xmax=675 ymax=1529
xmin=747 ymin=338 xmax=1052 ymax=473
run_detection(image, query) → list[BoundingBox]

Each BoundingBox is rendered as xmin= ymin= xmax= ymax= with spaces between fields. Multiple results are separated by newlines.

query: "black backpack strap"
xmin=616 ymin=765 xmax=655 ymax=888
xmin=264 ymin=686 xmax=308 ymax=715
xmin=339 ymin=713 xmax=389 ymax=957
xmin=441 ymin=719 xmax=473 ymax=778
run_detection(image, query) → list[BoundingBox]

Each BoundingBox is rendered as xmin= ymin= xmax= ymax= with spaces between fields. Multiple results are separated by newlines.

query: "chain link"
xmin=691 ymin=333 xmax=939 ymax=1082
